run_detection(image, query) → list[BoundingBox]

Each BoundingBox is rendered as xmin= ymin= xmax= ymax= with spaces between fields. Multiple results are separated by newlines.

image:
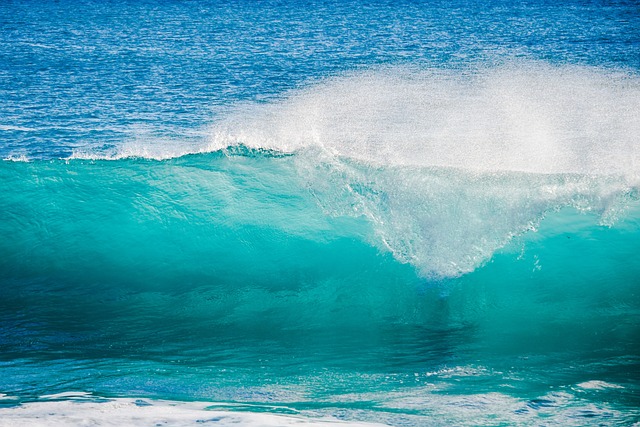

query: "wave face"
xmin=1 ymin=145 xmax=640 ymax=425
xmin=2 ymin=0 xmax=640 ymax=424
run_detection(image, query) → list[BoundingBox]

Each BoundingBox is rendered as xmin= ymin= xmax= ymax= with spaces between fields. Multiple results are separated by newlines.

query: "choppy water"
xmin=1 ymin=0 xmax=639 ymax=425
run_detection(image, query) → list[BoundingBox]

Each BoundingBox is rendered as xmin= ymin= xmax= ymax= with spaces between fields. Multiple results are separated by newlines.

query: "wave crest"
xmin=206 ymin=62 xmax=640 ymax=179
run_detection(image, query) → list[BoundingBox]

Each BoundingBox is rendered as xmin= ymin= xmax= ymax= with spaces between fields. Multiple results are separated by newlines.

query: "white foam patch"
xmin=2 ymin=154 xmax=31 ymax=162
xmin=423 ymin=365 xmax=492 ymax=378
xmin=1 ymin=388 xmax=633 ymax=427
xmin=40 ymin=391 xmax=96 ymax=400
xmin=326 ymin=387 xmax=630 ymax=426
xmin=0 ymin=398 xmax=388 ymax=427
xmin=0 ymin=393 xmax=18 ymax=401
xmin=71 ymin=128 xmax=210 ymax=161
xmin=576 ymin=380 xmax=625 ymax=390
xmin=0 ymin=125 xmax=38 ymax=132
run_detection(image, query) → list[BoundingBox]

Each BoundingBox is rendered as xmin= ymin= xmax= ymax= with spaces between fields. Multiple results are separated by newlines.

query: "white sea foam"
xmin=1 ymin=389 xmax=633 ymax=427
xmin=225 ymin=63 xmax=638 ymax=277
xmin=576 ymin=380 xmax=625 ymax=390
xmin=0 ymin=125 xmax=38 ymax=132
xmin=40 ymin=391 xmax=96 ymax=400
xmin=307 ymin=162 xmax=637 ymax=277
xmin=321 ymin=386 xmax=629 ymax=426
xmin=423 ymin=365 xmax=492 ymax=378
xmin=0 ymin=397 xmax=387 ymax=427
xmin=3 ymin=152 xmax=31 ymax=162
xmin=0 ymin=393 xmax=18 ymax=401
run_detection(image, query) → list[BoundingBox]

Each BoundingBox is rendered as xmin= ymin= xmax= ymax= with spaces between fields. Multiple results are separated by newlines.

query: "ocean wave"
xmin=2 ymin=62 xmax=639 ymax=288
xmin=1 ymin=151 xmax=638 ymax=280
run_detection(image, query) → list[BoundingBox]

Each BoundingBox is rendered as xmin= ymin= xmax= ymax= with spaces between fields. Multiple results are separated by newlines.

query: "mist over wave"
xmin=197 ymin=63 xmax=640 ymax=177
xmin=69 ymin=63 xmax=640 ymax=179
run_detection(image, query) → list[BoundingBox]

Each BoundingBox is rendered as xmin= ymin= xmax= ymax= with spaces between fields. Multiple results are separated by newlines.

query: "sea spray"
xmin=204 ymin=64 xmax=640 ymax=177
xmin=2 ymin=0 xmax=639 ymax=420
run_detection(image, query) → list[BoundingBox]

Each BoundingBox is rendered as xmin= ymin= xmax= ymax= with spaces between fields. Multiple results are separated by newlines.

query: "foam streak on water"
xmin=0 ymin=397 xmax=386 ymax=427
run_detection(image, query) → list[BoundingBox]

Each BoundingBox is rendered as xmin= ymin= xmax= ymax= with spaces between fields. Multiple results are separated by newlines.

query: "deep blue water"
xmin=1 ymin=0 xmax=639 ymax=425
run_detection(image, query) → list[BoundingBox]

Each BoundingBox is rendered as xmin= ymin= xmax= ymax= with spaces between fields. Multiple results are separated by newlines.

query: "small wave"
xmin=2 ymin=154 xmax=31 ymax=162
xmin=0 ymin=394 xmax=18 ymax=401
xmin=70 ymin=142 xmax=291 ymax=161
xmin=40 ymin=391 xmax=97 ymax=400
xmin=0 ymin=125 xmax=39 ymax=132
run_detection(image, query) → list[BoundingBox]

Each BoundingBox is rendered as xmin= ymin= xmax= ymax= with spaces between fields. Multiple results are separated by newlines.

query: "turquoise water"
xmin=1 ymin=0 xmax=639 ymax=425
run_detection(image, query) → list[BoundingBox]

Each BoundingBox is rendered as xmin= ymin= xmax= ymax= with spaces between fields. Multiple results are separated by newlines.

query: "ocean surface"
xmin=1 ymin=0 xmax=639 ymax=425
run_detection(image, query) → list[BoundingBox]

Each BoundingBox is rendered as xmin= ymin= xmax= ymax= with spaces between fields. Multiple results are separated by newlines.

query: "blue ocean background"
xmin=1 ymin=0 xmax=639 ymax=425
